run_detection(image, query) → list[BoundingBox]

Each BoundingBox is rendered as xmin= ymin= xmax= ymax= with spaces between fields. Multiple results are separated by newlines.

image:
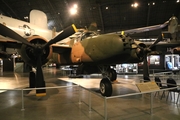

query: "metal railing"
xmin=78 ymin=84 xmax=179 ymax=120
xmin=0 ymin=85 xmax=78 ymax=111
xmin=0 ymin=83 xmax=179 ymax=120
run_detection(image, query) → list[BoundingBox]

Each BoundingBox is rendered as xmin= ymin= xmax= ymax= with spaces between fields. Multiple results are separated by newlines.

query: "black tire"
xmin=29 ymin=71 xmax=36 ymax=88
xmin=109 ymin=69 xmax=117 ymax=81
xmin=100 ymin=78 xmax=112 ymax=97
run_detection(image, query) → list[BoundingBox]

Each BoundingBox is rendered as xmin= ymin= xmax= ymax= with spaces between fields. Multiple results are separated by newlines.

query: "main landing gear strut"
xmin=98 ymin=65 xmax=117 ymax=97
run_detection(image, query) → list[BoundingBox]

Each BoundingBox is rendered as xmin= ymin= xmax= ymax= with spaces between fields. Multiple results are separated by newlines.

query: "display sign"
xmin=149 ymin=55 xmax=160 ymax=65
xmin=165 ymin=54 xmax=179 ymax=70
xmin=136 ymin=81 xmax=160 ymax=92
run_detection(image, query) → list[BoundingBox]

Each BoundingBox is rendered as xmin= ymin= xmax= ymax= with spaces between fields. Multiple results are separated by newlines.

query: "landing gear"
xmin=98 ymin=65 xmax=117 ymax=81
xmin=100 ymin=78 xmax=112 ymax=97
xmin=108 ymin=69 xmax=117 ymax=81
xmin=98 ymin=65 xmax=117 ymax=96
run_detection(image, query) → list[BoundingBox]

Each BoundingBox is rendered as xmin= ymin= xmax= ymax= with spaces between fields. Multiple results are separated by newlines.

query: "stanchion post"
xmin=153 ymin=69 xmax=154 ymax=78
xmin=88 ymin=91 xmax=92 ymax=112
xmin=150 ymin=92 xmax=153 ymax=115
xmin=104 ymin=97 xmax=107 ymax=120
xmin=78 ymin=85 xmax=82 ymax=104
xmin=21 ymin=89 xmax=25 ymax=111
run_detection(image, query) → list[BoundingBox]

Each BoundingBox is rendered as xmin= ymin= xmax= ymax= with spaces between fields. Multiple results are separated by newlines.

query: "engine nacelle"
xmin=125 ymin=41 xmax=146 ymax=63
xmin=18 ymin=36 xmax=52 ymax=67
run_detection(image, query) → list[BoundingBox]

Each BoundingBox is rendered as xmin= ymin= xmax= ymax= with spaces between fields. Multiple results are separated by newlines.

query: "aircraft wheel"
xmin=109 ymin=69 xmax=117 ymax=81
xmin=29 ymin=71 xmax=36 ymax=88
xmin=100 ymin=78 xmax=112 ymax=97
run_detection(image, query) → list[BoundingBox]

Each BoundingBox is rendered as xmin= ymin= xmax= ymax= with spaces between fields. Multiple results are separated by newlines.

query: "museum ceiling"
xmin=0 ymin=0 xmax=179 ymax=37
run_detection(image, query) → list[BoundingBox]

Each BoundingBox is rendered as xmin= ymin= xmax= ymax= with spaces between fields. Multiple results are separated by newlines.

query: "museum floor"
xmin=0 ymin=67 xmax=180 ymax=120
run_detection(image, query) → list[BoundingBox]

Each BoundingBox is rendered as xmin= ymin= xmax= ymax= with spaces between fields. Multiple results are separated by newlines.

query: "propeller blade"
xmin=43 ymin=24 xmax=77 ymax=48
xmin=149 ymin=34 xmax=163 ymax=49
xmin=0 ymin=24 xmax=34 ymax=47
xmin=35 ymin=56 xmax=46 ymax=97
xmin=143 ymin=54 xmax=149 ymax=80
xmin=142 ymin=34 xmax=164 ymax=81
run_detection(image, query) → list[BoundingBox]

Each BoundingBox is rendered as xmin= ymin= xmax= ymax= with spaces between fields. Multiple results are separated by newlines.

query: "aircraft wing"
xmin=107 ymin=23 xmax=168 ymax=35
xmin=51 ymin=44 xmax=71 ymax=54
xmin=121 ymin=24 xmax=168 ymax=35
xmin=0 ymin=35 xmax=22 ymax=49
xmin=113 ymin=16 xmax=178 ymax=35
xmin=0 ymin=36 xmax=72 ymax=54
xmin=145 ymin=41 xmax=180 ymax=47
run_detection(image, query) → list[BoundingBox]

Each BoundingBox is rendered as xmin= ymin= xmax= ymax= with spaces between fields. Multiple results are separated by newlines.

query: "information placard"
xmin=136 ymin=81 xmax=160 ymax=92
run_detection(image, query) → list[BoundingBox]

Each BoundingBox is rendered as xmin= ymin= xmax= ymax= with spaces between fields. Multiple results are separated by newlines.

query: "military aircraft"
xmin=0 ymin=9 xmax=179 ymax=97
xmin=0 ymin=10 xmax=77 ymax=96
xmin=56 ymin=16 xmax=179 ymax=97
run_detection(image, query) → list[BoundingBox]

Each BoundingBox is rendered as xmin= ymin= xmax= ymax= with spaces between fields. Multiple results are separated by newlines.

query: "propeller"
xmin=0 ymin=23 xmax=77 ymax=96
xmin=135 ymin=17 xmax=177 ymax=81
xmin=0 ymin=24 xmax=34 ymax=47
xmin=142 ymin=34 xmax=164 ymax=81
xmin=43 ymin=24 xmax=77 ymax=48
xmin=142 ymin=16 xmax=178 ymax=80
xmin=36 ymin=55 xmax=46 ymax=96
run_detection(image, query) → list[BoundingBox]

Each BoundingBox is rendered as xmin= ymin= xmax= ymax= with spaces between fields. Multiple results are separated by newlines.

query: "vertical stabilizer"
xmin=30 ymin=10 xmax=48 ymax=29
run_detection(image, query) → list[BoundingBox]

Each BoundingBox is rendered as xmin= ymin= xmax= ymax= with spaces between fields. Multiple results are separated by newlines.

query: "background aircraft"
xmin=0 ymin=10 xmax=77 ymax=96
xmin=0 ymin=10 xmax=179 ymax=97
xmin=0 ymin=10 xmax=64 ymax=59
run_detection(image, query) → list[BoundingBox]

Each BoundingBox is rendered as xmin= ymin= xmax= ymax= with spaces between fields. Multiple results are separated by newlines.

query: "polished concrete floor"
xmin=0 ymin=67 xmax=180 ymax=120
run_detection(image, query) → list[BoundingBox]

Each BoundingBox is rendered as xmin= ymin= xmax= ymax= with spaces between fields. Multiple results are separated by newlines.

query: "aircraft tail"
xmin=29 ymin=10 xmax=48 ymax=29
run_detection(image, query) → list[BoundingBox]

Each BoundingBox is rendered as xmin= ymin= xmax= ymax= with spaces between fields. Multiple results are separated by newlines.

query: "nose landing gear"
xmin=98 ymin=65 xmax=117 ymax=96
xmin=100 ymin=78 xmax=112 ymax=97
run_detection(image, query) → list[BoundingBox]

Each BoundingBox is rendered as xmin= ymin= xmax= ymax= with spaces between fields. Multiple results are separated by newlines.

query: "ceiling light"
xmin=73 ymin=4 xmax=78 ymax=8
xmin=131 ymin=2 xmax=139 ymax=8
xmin=177 ymin=0 xmax=180 ymax=3
xmin=106 ymin=7 xmax=108 ymax=9
xmin=69 ymin=8 xmax=77 ymax=15
xmin=24 ymin=16 xmax=28 ymax=19
xmin=69 ymin=4 xmax=78 ymax=15
xmin=134 ymin=3 xmax=138 ymax=7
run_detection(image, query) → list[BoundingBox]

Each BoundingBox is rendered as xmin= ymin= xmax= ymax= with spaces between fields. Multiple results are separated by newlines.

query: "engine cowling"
xmin=18 ymin=36 xmax=52 ymax=67
xmin=125 ymin=41 xmax=146 ymax=63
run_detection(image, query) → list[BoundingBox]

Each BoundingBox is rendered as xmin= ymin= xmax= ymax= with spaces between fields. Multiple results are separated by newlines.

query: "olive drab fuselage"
xmin=52 ymin=32 xmax=145 ymax=65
